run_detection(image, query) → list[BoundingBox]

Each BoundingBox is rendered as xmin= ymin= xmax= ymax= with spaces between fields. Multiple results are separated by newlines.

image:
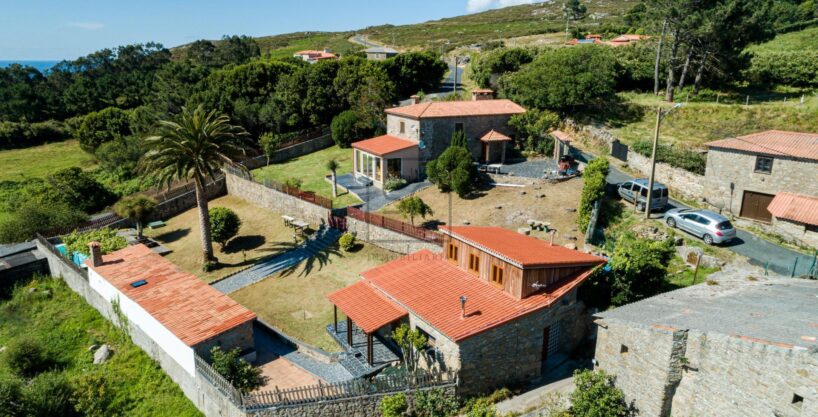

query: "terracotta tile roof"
xmin=439 ymin=226 xmax=606 ymax=268
xmin=705 ymin=130 xmax=818 ymax=161
xmin=87 ymin=245 xmax=256 ymax=346
xmin=480 ymin=130 xmax=512 ymax=142
xmin=385 ymin=99 xmax=525 ymax=119
xmin=352 ymin=135 xmax=418 ymax=156
xmin=768 ymin=192 xmax=818 ymax=226
xmin=327 ymin=281 xmax=407 ymax=333
xmin=294 ymin=50 xmax=337 ymax=60
xmin=355 ymin=249 xmax=597 ymax=341
xmin=551 ymin=130 xmax=572 ymax=143
xmin=472 ymin=88 xmax=494 ymax=93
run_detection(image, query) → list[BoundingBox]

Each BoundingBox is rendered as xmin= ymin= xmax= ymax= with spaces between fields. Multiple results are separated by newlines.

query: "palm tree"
xmin=114 ymin=195 xmax=157 ymax=239
xmin=140 ymin=105 xmax=250 ymax=266
xmin=326 ymin=158 xmax=340 ymax=198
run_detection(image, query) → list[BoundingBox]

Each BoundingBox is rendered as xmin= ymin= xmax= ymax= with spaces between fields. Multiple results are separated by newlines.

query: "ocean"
xmin=0 ymin=60 xmax=60 ymax=72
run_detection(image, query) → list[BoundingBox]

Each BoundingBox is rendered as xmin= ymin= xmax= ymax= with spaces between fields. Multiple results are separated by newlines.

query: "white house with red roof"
xmin=293 ymin=49 xmax=338 ymax=63
xmin=327 ymin=226 xmax=605 ymax=393
xmin=352 ymin=90 xmax=526 ymax=189
xmin=85 ymin=244 xmax=256 ymax=375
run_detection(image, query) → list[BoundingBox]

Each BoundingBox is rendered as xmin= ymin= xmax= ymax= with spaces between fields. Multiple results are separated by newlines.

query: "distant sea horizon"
xmin=0 ymin=60 xmax=60 ymax=72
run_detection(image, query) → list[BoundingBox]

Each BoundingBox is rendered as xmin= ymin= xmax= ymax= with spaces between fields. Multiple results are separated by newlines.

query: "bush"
xmin=3 ymin=337 xmax=55 ymax=378
xmin=210 ymin=347 xmax=261 ymax=393
xmin=70 ymin=373 xmax=114 ymax=417
xmin=62 ymin=228 xmax=127 ymax=257
xmin=608 ymin=232 xmax=675 ymax=305
xmin=48 ymin=167 xmax=118 ymax=213
xmin=397 ymin=196 xmax=434 ymax=226
xmin=0 ymin=120 xmax=70 ymax=150
xmin=0 ymin=200 xmax=88 ymax=244
xmin=577 ymin=158 xmax=609 ymax=233
xmin=379 ymin=393 xmax=408 ymax=417
xmin=463 ymin=398 xmax=497 ymax=417
xmin=746 ymin=51 xmax=818 ymax=87
xmin=570 ymin=369 xmax=631 ymax=417
xmin=0 ymin=376 xmax=24 ymax=416
xmin=630 ymin=140 xmax=706 ymax=175
xmin=113 ymin=195 xmax=157 ymax=238
xmin=284 ymin=177 xmax=303 ymax=189
xmin=508 ymin=109 xmax=560 ymax=154
xmin=384 ymin=176 xmax=408 ymax=192
xmin=75 ymin=107 xmax=132 ymax=153
xmin=426 ymin=145 xmax=477 ymax=198
xmin=338 ymin=232 xmax=356 ymax=251
xmin=209 ymin=207 xmax=242 ymax=249
xmin=414 ymin=388 xmax=459 ymax=417
xmin=330 ymin=109 xmax=364 ymax=148
xmin=470 ymin=47 xmax=535 ymax=88
xmin=95 ymin=135 xmax=145 ymax=178
xmin=23 ymin=372 xmax=78 ymax=417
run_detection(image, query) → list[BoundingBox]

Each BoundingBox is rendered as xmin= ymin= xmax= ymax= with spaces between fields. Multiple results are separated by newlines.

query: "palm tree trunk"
xmin=654 ymin=19 xmax=668 ymax=96
xmin=693 ymin=50 xmax=709 ymax=95
xmin=195 ymin=177 xmax=217 ymax=265
xmin=665 ymin=28 xmax=680 ymax=102
xmin=331 ymin=171 xmax=337 ymax=198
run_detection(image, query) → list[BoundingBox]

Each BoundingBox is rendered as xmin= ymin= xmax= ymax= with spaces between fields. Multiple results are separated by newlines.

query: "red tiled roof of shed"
xmin=86 ymin=244 xmax=256 ymax=346
xmin=551 ymin=130 xmax=572 ymax=143
xmin=768 ymin=192 xmax=818 ymax=226
xmin=480 ymin=130 xmax=512 ymax=142
xmin=439 ymin=226 xmax=606 ymax=268
xmin=352 ymin=135 xmax=418 ymax=156
xmin=327 ymin=281 xmax=407 ymax=333
xmin=385 ymin=100 xmax=525 ymax=119
xmin=705 ymin=130 xmax=818 ymax=161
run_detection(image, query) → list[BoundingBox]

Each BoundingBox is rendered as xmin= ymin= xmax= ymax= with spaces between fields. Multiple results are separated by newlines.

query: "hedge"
xmin=0 ymin=120 xmax=69 ymax=150
xmin=631 ymin=140 xmax=706 ymax=175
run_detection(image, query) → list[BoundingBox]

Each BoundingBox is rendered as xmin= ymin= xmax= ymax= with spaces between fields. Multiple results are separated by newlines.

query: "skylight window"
xmin=130 ymin=279 xmax=148 ymax=288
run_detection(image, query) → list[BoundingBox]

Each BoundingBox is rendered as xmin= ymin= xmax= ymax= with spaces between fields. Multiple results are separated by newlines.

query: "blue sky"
xmin=0 ymin=0 xmax=537 ymax=60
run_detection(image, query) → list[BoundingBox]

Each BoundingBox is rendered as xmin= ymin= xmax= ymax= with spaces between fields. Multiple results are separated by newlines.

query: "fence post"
xmin=791 ymin=257 xmax=799 ymax=278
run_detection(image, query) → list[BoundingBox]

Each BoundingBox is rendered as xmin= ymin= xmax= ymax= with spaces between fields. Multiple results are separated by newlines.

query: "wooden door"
xmin=541 ymin=326 xmax=550 ymax=362
xmin=482 ymin=143 xmax=489 ymax=162
xmin=740 ymin=191 xmax=774 ymax=222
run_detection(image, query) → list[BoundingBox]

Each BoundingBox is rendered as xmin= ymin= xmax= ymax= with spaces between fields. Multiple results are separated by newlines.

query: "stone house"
xmin=767 ymin=192 xmax=818 ymax=248
xmin=85 ymin=243 xmax=256 ymax=375
xmin=703 ymin=130 xmax=818 ymax=222
xmin=594 ymin=275 xmax=818 ymax=417
xmin=352 ymin=92 xmax=525 ymax=189
xmin=365 ymin=47 xmax=399 ymax=60
xmin=327 ymin=226 xmax=605 ymax=394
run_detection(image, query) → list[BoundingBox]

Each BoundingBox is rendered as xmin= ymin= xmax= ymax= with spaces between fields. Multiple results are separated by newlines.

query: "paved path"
xmin=253 ymin=322 xmax=352 ymax=384
xmin=211 ymin=228 xmax=341 ymax=294
xmin=577 ymin=151 xmax=816 ymax=277
xmin=336 ymin=174 xmax=432 ymax=212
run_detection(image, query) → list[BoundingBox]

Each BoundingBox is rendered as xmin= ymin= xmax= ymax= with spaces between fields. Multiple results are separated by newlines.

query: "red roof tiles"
xmin=352 ymin=135 xmax=418 ymax=156
xmin=480 ymin=130 xmax=512 ymax=142
xmin=327 ymin=281 xmax=407 ymax=333
xmin=768 ymin=192 xmax=818 ymax=226
xmin=440 ymin=226 xmax=606 ymax=268
xmin=551 ymin=130 xmax=573 ymax=143
xmin=350 ymin=249 xmax=597 ymax=341
xmin=705 ymin=130 xmax=818 ymax=161
xmin=87 ymin=245 xmax=256 ymax=346
xmin=385 ymin=100 xmax=525 ymax=119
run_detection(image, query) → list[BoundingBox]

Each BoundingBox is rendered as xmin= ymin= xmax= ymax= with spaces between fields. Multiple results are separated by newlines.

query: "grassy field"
xmin=144 ymin=195 xmax=296 ymax=283
xmin=256 ymin=32 xmax=363 ymax=59
xmin=748 ymin=25 xmax=818 ymax=53
xmin=252 ymin=145 xmax=362 ymax=208
xmin=0 ymin=140 xmax=95 ymax=182
xmin=599 ymin=91 xmax=818 ymax=149
xmin=230 ymin=243 xmax=398 ymax=352
xmin=0 ymin=276 xmax=201 ymax=417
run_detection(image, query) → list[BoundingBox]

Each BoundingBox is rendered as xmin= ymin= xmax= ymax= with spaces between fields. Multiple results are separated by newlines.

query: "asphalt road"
xmin=586 ymin=153 xmax=816 ymax=277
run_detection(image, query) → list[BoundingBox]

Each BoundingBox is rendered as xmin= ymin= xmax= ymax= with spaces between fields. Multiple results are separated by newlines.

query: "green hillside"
xmin=748 ymin=25 xmax=818 ymax=53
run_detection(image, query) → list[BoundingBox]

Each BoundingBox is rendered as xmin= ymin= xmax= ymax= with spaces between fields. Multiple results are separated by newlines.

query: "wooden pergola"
xmin=480 ymin=130 xmax=511 ymax=164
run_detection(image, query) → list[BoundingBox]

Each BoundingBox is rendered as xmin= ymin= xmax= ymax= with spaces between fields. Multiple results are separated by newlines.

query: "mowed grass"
xmin=0 ymin=140 xmax=96 ymax=182
xmin=230 ymin=243 xmax=399 ymax=352
xmin=606 ymin=92 xmax=818 ymax=149
xmin=144 ymin=195 xmax=295 ymax=283
xmin=252 ymin=145 xmax=362 ymax=208
xmin=0 ymin=277 xmax=201 ymax=417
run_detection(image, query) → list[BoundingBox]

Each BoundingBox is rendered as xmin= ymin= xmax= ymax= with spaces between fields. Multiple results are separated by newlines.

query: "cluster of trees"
xmin=426 ymin=132 xmax=479 ymax=198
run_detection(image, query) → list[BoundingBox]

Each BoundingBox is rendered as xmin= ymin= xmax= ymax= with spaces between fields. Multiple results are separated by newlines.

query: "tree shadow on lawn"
xmin=278 ymin=243 xmax=343 ymax=278
xmin=215 ymin=241 xmax=298 ymax=269
xmin=152 ymin=228 xmax=190 ymax=244
xmin=223 ymin=235 xmax=266 ymax=254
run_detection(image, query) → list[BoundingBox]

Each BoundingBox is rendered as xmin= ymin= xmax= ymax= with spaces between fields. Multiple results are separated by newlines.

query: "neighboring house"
xmin=767 ymin=192 xmax=818 ymax=248
xmin=85 ymin=244 xmax=256 ymax=376
xmin=293 ymin=49 xmax=338 ymax=63
xmin=327 ymin=226 xmax=605 ymax=394
xmin=605 ymin=34 xmax=648 ymax=46
xmin=352 ymin=91 xmax=526 ymax=188
xmin=365 ymin=46 xmax=399 ymax=60
xmin=594 ymin=274 xmax=818 ymax=417
xmin=703 ymin=130 xmax=818 ymax=222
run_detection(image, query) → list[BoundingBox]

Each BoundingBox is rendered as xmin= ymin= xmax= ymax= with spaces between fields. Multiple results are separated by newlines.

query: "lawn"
xmin=0 ymin=140 xmax=96 ymax=182
xmin=144 ymin=195 xmax=296 ymax=283
xmin=379 ymin=179 xmax=586 ymax=247
xmin=0 ymin=276 xmax=201 ymax=417
xmin=230 ymin=243 xmax=398 ymax=352
xmin=254 ymin=32 xmax=363 ymax=58
xmin=252 ymin=145 xmax=362 ymax=208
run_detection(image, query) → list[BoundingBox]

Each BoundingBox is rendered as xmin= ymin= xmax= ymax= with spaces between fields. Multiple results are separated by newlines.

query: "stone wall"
xmin=770 ymin=217 xmax=818 ymax=249
xmin=703 ymin=149 xmax=818 ymax=215
xmin=194 ymin=320 xmax=256 ymax=359
xmin=225 ymin=172 xmax=330 ymax=225
xmin=595 ymin=317 xmax=818 ymax=417
xmin=34 ymin=239 xmax=247 ymax=417
xmin=419 ymin=115 xmax=516 ymax=163
xmin=151 ymin=177 xmax=227 ymax=221
xmin=345 ymin=216 xmax=442 ymax=254
xmin=242 ymin=134 xmax=334 ymax=171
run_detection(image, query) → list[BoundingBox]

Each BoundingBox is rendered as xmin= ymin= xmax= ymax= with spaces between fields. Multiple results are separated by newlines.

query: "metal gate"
xmin=740 ymin=191 xmax=775 ymax=222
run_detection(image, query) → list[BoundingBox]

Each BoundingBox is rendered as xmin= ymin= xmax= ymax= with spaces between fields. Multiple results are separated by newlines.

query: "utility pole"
xmin=645 ymin=107 xmax=662 ymax=219
xmin=452 ymin=56 xmax=458 ymax=94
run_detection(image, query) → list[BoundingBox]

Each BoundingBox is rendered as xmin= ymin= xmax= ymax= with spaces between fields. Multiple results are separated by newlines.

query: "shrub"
xmin=570 ymin=369 xmax=631 ymax=417
xmin=63 ymin=228 xmax=127 ymax=257
xmin=75 ymin=107 xmax=132 ymax=153
xmin=470 ymin=47 xmax=535 ymax=88
xmin=397 ymin=196 xmax=434 ymax=226
xmin=48 ymin=167 xmax=118 ymax=213
xmin=0 ymin=376 xmax=24 ymax=416
xmin=426 ymin=145 xmax=477 ymax=198
xmin=0 ymin=120 xmax=70 ymax=150
xmin=209 ymin=347 xmax=261 ymax=393
xmin=379 ymin=393 xmax=408 ymax=417
xmin=746 ymin=50 xmax=818 ymax=88
xmin=3 ymin=337 xmax=54 ymax=378
xmin=577 ymin=158 xmax=609 ymax=232
xmin=0 ymin=200 xmax=87 ymax=244
xmin=338 ymin=232 xmax=356 ymax=251
xmin=463 ymin=398 xmax=498 ymax=417
xmin=509 ymin=109 xmax=560 ymax=154
xmin=608 ymin=232 xmax=675 ymax=305
xmin=414 ymin=388 xmax=459 ymax=417
xmin=209 ymin=207 xmax=242 ymax=249
xmin=330 ymin=109 xmax=364 ymax=148
xmin=284 ymin=177 xmax=303 ymax=189
xmin=630 ymin=140 xmax=705 ymax=175
xmin=384 ymin=176 xmax=408 ymax=192
xmin=70 ymin=373 xmax=114 ymax=417
xmin=23 ymin=372 xmax=78 ymax=417
xmin=95 ymin=135 xmax=145 ymax=177
xmin=113 ymin=195 xmax=157 ymax=238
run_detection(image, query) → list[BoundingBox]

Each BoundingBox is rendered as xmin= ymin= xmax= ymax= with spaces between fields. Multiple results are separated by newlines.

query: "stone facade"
xmin=225 ymin=172 xmax=330 ymax=225
xmin=595 ymin=318 xmax=818 ymax=417
xmin=626 ymin=151 xmax=704 ymax=201
xmin=770 ymin=217 xmax=818 ymax=249
xmin=703 ymin=148 xmax=818 ymax=216
xmin=345 ymin=216 xmax=442 ymax=254
xmin=194 ymin=320 xmax=256 ymax=359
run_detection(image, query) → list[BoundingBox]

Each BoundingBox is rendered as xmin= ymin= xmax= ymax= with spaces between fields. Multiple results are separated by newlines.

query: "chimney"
xmin=549 ymin=230 xmax=556 ymax=246
xmin=89 ymin=241 xmax=103 ymax=267
xmin=410 ymin=94 xmax=420 ymax=104
xmin=472 ymin=89 xmax=493 ymax=101
xmin=459 ymin=295 xmax=468 ymax=319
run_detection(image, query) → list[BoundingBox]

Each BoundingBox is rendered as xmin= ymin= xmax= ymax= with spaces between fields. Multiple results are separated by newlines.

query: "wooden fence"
xmin=347 ymin=207 xmax=444 ymax=245
xmin=43 ymin=212 xmax=127 ymax=238
xmin=243 ymin=370 xmax=457 ymax=410
xmin=194 ymin=354 xmax=245 ymax=407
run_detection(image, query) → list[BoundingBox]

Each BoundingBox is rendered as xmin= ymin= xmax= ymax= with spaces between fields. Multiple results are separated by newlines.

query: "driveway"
xmin=578 ymin=151 xmax=816 ymax=277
